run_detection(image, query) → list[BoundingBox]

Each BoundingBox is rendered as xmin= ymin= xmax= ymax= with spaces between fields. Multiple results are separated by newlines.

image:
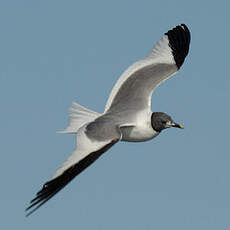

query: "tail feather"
xmin=58 ymin=102 xmax=101 ymax=134
xmin=71 ymin=102 xmax=99 ymax=115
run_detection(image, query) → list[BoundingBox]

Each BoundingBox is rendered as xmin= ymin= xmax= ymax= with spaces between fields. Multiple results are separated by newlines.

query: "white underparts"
xmin=120 ymin=111 xmax=159 ymax=142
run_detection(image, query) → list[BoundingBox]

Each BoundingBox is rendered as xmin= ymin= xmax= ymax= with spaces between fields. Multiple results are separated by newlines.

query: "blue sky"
xmin=0 ymin=0 xmax=230 ymax=229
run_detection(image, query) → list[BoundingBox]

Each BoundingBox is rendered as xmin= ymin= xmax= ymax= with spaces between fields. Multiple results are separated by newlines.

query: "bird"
xmin=26 ymin=24 xmax=191 ymax=216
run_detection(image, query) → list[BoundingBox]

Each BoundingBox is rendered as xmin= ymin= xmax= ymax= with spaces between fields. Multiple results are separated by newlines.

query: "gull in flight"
xmin=26 ymin=24 xmax=191 ymax=216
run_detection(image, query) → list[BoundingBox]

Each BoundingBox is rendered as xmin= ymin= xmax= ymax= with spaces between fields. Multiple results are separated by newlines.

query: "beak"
xmin=173 ymin=122 xmax=184 ymax=129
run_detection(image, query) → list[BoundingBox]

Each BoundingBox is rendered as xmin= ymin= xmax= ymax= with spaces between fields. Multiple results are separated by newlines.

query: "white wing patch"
xmin=148 ymin=35 xmax=175 ymax=63
xmin=104 ymin=34 xmax=175 ymax=113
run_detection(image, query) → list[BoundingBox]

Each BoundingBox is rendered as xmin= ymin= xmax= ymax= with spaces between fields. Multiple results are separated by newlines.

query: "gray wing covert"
xmin=107 ymin=63 xmax=177 ymax=113
xmin=105 ymin=24 xmax=191 ymax=114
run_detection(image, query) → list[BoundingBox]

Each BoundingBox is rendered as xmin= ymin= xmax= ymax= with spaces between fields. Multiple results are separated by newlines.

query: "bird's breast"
xmin=120 ymin=124 xmax=159 ymax=142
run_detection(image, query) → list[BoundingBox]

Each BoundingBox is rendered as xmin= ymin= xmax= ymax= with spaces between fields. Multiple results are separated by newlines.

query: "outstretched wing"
xmin=26 ymin=124 xmax=120 ymax=216
xmin=104 ymin=24 xmax=190 ymax=113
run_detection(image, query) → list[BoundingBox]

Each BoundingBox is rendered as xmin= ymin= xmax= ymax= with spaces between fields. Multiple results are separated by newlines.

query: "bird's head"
xmin=151 ymin=112 xmax=184 ymax=132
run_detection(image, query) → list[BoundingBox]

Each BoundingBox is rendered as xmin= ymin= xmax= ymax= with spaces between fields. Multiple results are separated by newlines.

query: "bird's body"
xmin=26 ymin=24 xmax=191 ymax=216
xmin=120 ymin=115 xmax=159 ymax=142
xmin=86 ymin=109 xmax=158 ymax=142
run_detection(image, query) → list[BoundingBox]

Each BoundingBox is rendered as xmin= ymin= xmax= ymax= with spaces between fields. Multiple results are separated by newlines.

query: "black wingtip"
xmin=25 ymin=138 xmax=120 ymax=217
xmin=165 ymin=24 xmax=191 ymax=69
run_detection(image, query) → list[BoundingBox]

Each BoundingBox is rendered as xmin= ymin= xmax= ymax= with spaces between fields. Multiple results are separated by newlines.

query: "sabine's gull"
xmin=26 ymin=24 xmax=191 ymax=216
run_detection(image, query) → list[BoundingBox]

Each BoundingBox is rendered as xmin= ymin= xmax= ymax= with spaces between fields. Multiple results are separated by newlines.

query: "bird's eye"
xmin=162 ymin=121 xmax=167 ymax=124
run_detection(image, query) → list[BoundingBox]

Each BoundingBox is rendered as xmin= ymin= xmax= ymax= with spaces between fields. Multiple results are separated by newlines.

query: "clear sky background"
xmin=0 ymin=0 xmax=229 ymax=229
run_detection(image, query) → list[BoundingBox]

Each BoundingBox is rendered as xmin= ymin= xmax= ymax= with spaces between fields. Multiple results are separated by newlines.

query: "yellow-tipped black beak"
xmin=173 ymin=123 xmax=184 ymax=129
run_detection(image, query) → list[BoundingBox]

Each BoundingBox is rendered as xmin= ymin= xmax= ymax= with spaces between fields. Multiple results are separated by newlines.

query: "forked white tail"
xmin=58 ymin=102 xmax=101 ymax=134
